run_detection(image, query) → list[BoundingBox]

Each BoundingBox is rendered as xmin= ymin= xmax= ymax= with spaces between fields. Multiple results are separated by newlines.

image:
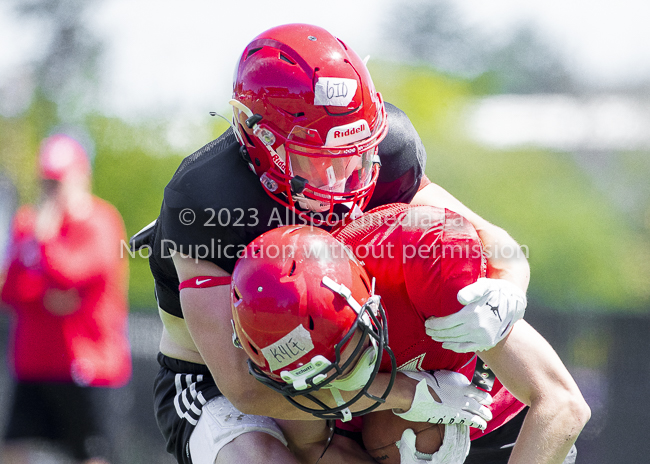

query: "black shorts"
xmin=3 ymin=381 xmax=111 ymax=461
xmin=153 ymin=353 xmax=222 ymax=464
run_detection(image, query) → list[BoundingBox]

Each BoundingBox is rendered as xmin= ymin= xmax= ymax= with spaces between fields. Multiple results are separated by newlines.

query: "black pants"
xmin=3 ymin=381 xmax=111 ymax=461
xmin=153 ymin=353 xmax=222 ymax=464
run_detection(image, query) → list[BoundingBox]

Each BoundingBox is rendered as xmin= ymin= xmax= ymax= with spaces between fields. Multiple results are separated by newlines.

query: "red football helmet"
xmin=231 ymin=225 xmax=396 ymax=421
xmin=231 ymin=23 xmax=388 ymax=225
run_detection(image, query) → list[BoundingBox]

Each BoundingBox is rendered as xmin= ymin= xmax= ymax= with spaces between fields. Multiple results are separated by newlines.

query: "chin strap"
xmin=320 ymin=342 xmax=379 ymax=422
xmin=325 ymin=388 xmax=352 ymax=422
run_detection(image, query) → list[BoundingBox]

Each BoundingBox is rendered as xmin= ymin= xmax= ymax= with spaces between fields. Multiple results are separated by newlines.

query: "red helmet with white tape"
xmin=230 ymin=225 xmax=395 ymax=421
xmin=231 ymin=23 xmax=388 ymax=224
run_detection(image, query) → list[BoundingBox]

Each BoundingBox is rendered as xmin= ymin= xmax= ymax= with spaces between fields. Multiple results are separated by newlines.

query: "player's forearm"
xmin=372 ymin=371 xmax=419 ymax=411
xmin=317 ymin=371 xmax=418 ymax=413
xmin=232 ymin=371 xmax=416 ymax=420
xmin=476 ymin=225 xmax=530 ymax=292
xmin=507 ymin=394 xmax=590 ymax=464
xmin=480 ymin=320 xmax=590 ymax=464
xmin=225 ymin=378 xmax=317 ymax=420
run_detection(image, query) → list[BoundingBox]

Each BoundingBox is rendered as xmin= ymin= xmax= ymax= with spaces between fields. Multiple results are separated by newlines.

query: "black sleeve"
xmin=158 ymin=184 xmax=249 ymax=273
xmin=367 ymin=102 xmax=427 ymax=209
xmin=151 ymin=180 xmax=253 ymax=318
xmin=156 ymin=135 xmax=287 ymax=274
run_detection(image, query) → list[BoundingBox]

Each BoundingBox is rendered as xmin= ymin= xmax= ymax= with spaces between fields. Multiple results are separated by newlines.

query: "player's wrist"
xmin=388 ymin=372 xmax=420 ymax=413
xmin=389 ymin=372 xmax=442 ymax=413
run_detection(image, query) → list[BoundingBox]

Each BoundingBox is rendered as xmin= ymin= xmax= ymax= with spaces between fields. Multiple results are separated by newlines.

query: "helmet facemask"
xmin=230 ymin=98 xmax=386 ymax=225
xmin=246 ymin=277 xmax=397 ymax=422
xmin=231 ymin=23 xmax=389 ymax=226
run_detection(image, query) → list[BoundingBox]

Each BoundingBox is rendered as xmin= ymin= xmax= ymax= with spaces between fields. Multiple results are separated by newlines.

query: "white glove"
xmin=394 ymin=370 xmax=492 ymax=429
xmin=425 ymin=278 xmax=527 ymax=353
xmin=396 ymin=424 xmax=470 ymax=464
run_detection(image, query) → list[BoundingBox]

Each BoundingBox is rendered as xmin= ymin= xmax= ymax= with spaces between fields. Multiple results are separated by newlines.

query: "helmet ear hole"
xmin=246 ymin=47 xmax=263 ymax=59
xmin=248 ymin=342 xmax=258 ymax=355
xmin=279 ymin=53 xmax=296 ymax=65
xmin=288 ymin=260 xmax=297 ymax=277
xmin=309 ymin=315 xmax=315 ymax=330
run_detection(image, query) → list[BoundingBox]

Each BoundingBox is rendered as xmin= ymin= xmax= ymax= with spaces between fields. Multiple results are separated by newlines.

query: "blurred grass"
xmin=89 ymin=116 xmax=183 ymax=309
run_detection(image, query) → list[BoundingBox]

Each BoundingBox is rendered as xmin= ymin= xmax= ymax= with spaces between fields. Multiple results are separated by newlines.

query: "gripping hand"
xmin=397 ymin=424 xmax=470 ymax=464
xmin=425 ymin=278 xmax=526 ymax=353
xmin=394 ymin=370 xmax=492 ymax=429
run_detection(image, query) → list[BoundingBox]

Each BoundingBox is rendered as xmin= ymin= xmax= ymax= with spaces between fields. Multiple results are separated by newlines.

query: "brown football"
xmin=362 ymin=410 xmax=444 ymax=464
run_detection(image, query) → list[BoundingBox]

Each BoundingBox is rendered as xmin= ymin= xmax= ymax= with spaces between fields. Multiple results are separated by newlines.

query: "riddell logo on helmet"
xmin=333 ymin=125 xmax=366 ymax=139
xmin=326 ymin=120 xmax=371 ymax=147
xmin=270 ymin=150 xmax=286 ymax=172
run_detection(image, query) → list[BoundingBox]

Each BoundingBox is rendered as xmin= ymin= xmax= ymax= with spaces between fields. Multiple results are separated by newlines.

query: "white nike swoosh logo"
xmin=195 ymin=278 xmax=212 ymax=285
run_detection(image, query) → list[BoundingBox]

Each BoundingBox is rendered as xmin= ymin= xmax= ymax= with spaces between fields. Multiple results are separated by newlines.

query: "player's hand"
xmin=425 ymin=278 xmax=527 ymax=353
xmin=393 ymin=370 xmax=492 ymax=429
xmin=397 ymin=425 xmax=470 ymax=464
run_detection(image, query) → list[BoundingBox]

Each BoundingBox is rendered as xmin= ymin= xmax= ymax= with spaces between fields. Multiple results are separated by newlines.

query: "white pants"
xmin=188 ymin=395 xmax=288 ymax=464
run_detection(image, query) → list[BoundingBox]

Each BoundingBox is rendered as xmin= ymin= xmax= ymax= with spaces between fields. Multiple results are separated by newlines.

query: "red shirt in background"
xmin=1 ymin=198 xmax=132 ymax=387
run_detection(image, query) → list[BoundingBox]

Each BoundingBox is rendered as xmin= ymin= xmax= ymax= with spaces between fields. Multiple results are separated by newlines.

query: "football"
xmin=362 ymin=409 xmax=444 ymax=464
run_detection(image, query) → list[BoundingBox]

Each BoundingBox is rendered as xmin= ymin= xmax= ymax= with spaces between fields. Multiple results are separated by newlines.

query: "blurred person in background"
xmin=0 ymin=133 xmax=132 ymax=464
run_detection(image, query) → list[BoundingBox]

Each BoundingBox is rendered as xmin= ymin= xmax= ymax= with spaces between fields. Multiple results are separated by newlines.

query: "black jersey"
xmin=144 ymin=102 xmax=427 ymax=318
